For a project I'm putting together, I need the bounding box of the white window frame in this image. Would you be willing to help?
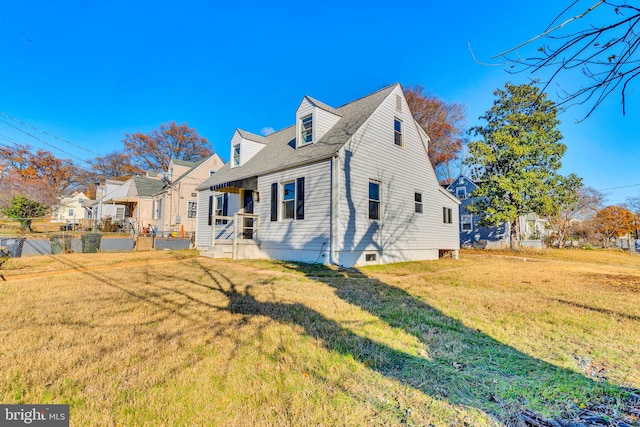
[153,199,162,220]
[116,207,125,221]
[300,115,313,145]
[456,186,467,199]
[443,207,452,224]
[369,180,381,220]
[281,180,296,219]
[233,144,241,167]
[393,118,403,147]
[414,192,423,214]
[461,214,473,231]
[68,209,74,217]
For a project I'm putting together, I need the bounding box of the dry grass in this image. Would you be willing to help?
[0,249,639,426]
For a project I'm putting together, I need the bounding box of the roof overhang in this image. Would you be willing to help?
[102,197,138,204]
[209,176,258,193]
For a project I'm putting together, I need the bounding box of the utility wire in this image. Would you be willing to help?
[0,111,103,157]
[597,183,640,191]
[0,118,93,165]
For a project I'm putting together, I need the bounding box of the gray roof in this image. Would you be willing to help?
[237,129,268,144]
[197,84,398,191]
[171,158,199,168]
[304,96,342,116]
[133,177,166,197]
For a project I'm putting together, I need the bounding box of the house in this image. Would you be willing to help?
[445,175,509,248]
[149,155,224,235]
[99,155,223,235]
[446,174,551,249]
[88,179,127,224]
[100,173,166,233]
[51,192,91,226]
[195,84,460,267]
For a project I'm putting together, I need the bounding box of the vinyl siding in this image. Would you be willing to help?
[335,85,459,266]
[256,160,332,263]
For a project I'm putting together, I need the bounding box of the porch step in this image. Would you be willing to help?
[200,243,233,259]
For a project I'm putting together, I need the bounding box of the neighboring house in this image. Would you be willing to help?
[195,84,460,267]
[88,179,127,223]
[446,174,550,249]
[52,192,91,224]
[446,175,509,248]
[150,155,224,235]
[101,173,165,233]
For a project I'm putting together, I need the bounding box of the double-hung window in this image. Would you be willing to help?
[300,115,313,144]
[456,187,467,199]
[414,192,423,213]
[233,144,241,167]
[461,215,472,231]
[282,181,296,219]
[187,201,197,219]
[271,178,305,221]
[394,118,403,147]
[443,207,452,224]
[369,180,381,220]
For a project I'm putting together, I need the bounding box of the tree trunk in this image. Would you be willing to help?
[510,217,520,250]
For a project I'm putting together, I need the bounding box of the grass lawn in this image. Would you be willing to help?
[0,249,639,426]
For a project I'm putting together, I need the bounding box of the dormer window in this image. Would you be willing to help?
[300,115,313,144]
[233,144,240,167]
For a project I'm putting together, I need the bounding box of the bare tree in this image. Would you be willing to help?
[495,1,640,118]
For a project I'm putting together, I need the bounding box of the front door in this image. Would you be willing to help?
[243,190,254,239]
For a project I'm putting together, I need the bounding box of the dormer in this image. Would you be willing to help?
[229,129,268,168]
[295,96,341,148]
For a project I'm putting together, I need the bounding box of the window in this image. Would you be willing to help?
[394,118,403,146]
[461,215,472,231]
[272,178,304,221]
[153,199,162,220]
[414,192,423,213]
[282,181,296,219]
[365,253,377,262]
[300,115,313,144]
[116,207,125,221]
[369,180,381,220]
[233,144,240,167]
[214,195,228,225]
[68,209,74,217]
[443,207,452,224]
[456,187,467,199]
[187,201,197,219]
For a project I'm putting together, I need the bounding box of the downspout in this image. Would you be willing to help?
[329,154,340,266]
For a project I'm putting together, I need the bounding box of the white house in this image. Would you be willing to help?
[52,192,91,224]
[195,84,460,267]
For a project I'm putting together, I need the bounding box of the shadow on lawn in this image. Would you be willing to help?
[189,259,634,425]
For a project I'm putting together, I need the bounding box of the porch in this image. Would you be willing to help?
[200,213,261,260]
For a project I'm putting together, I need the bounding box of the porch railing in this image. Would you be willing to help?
[211,213,259,260]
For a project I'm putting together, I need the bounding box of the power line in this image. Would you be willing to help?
[597,183,640,192]
[0,119,93,165]
[0,111,103,157]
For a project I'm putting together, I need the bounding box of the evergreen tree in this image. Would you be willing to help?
[467,83,582,248]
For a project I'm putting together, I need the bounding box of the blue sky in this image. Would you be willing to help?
[2,0,639,205]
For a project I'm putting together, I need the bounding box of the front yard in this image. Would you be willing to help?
[1,249,638,425]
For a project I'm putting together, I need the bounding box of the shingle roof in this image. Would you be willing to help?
[171,158,198,168]
[237,129,268,144]
[197,84,398,191]
[133,177,166,197]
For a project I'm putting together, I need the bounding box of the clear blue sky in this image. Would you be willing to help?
[2,0,639,205]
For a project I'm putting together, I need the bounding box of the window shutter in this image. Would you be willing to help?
[208,195,213,226]
[271,183,278,221]
[296,177,305,220]
[222,193,228,216]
